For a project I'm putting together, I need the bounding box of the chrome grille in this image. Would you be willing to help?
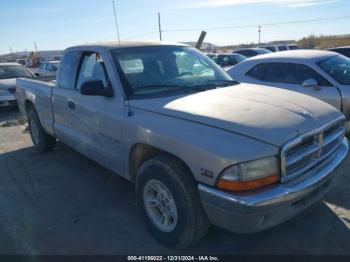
[281,117,346,183]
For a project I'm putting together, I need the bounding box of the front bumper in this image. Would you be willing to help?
[198,138,349,234]
[0,93,17,107]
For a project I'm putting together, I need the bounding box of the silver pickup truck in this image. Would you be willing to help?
[16,41,349,249]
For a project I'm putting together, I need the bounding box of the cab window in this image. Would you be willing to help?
[57,51,79,89]
[76,52,109,90]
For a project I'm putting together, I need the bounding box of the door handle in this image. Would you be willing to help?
[68,101,76,110]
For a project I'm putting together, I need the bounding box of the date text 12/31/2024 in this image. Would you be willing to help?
[127,256,220,261]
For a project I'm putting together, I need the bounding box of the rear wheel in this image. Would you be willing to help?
[136,155,210,249]
[28,108,56,153]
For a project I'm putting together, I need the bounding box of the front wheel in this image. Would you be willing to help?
[28,108,56,153]
[136,155,210,249]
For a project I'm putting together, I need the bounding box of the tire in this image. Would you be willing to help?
[136,155,210,249]
[28,108,56,153]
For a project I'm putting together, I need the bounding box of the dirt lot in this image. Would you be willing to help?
[0,107,350,255]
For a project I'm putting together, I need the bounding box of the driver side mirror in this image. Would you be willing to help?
[34,72,40,77]
[302,79,321,91]
[80,80,114,97]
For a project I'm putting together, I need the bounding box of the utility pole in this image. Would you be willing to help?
[34,41,39,57]
[112,0,121,46]
[258,25,261,45]
[158,12,162,41]
[196,31,207,50]
[10,47,14,58]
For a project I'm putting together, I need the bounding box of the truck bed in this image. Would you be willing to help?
[16,77,56,136]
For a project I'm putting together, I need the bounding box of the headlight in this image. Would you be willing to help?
[216,156,280,192]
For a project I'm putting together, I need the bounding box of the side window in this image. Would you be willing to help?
[76,52,108,90]
[246,63,268,81]
[339,49,350,57]
[265,46,275,52]
[225,56,235,66]
[292,64,332,86]
[57,51,79,89]
[260,63,332,86]
[238,51,248,56]
[216,55,224,65]
[240,50,255,57]
[47,64,53,71]
[278,46,287,51]
[217,55,232,66]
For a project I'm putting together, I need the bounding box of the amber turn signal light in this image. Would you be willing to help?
[216,174,280,192]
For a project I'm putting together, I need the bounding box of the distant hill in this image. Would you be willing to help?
[297,34,350,49]
[0,50,63,61]
[216,34,350,52]
[182,42,217,51]
[1,34,349,61]
[217,40,297,52]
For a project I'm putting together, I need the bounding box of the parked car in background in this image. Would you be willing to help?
[16,59,26,65]
[15,58,33,67]
[262,44,299,52]
[214,53,247,68]
[287,44,300,50]
[227,50,350,133]
[205,53,218,61]
[233,48,271,58]
[327,46,350,58]
[0,63,35,107]
[16,41,349,248]
[38,61,60,77]
[44,55,63,62]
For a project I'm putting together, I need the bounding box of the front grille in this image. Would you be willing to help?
[281,117,346,183]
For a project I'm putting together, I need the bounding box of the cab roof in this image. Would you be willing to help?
[69,41,189,50]
[327,46,350,50]
[0,63,22,66]
[248,50,338,62]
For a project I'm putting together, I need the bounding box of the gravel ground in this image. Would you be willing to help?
[0,107,350,255]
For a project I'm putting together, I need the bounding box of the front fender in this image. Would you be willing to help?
[122,109,279,186]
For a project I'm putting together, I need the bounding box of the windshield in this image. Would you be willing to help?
[317,55,350,85]
[52,63,59,71]
[232,54,247,63]
[0,65,33,79]
[257,49,272,54]
[111,46,234,97]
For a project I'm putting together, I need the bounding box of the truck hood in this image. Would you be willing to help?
[130,84,343,147]
[0,78,16,90]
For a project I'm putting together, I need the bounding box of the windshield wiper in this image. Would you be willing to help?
[186,80,238,90]
[206,80,239,86]
[133,80,238,95]
[133,84,188,91]
[133,84,212,95]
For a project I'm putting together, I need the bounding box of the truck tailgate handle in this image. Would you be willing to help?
[68,101,76,110]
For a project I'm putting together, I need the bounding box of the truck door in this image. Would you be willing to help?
[52,50,81,147]
[67,50,124,174]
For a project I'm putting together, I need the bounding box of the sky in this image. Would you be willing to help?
[0,0,350,55]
